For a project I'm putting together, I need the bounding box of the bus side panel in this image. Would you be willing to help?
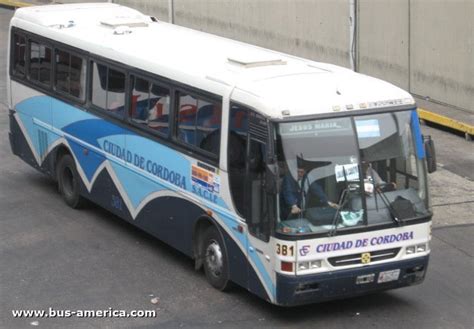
[9,94,273,303]
[72,160,261,295]
[87,168,135,221]
[134,196,203,257]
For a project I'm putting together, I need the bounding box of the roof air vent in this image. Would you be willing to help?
[100,17,148,28]
[228,54,286,68]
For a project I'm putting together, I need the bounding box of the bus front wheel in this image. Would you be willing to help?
[202,226,230,291]
[57,154,85,209]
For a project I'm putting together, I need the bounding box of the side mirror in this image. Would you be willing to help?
[423,135,437,173]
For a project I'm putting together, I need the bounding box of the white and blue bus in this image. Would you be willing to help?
[7,3,436,306]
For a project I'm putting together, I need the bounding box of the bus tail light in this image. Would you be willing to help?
[281,261,293,272]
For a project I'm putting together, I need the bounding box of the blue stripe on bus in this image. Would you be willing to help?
[62,118,130,148]
[67,137,106,181]
[16,95,52,124]
[109,160,165,208]
[411,110,425,159]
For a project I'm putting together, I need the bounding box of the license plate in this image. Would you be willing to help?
[378,269,400,283]
[356,273,375,285]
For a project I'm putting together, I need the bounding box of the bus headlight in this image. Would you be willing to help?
[298,262,309,271]
[297,260,322,272]
[406,243,428,255]
[417,244,427,252]
[406,246,416,254]
[310,260,322,269]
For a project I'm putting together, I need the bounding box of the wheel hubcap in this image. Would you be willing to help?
[205,240,223,277]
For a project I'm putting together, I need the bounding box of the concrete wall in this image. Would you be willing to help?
[357,0,409,90]
[117,0,169,21]
[172,0,350,67]
[410,0,473,111]
[115,0,473,112]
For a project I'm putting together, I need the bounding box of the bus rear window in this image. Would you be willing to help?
[12,33,26,77]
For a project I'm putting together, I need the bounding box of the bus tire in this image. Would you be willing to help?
[57,154,85,209]
[202,225,230,291]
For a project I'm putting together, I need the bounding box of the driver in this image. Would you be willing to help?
[280,165,338,219]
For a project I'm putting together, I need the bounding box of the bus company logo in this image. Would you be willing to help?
[191,165,220,193]
[361,252,371,264]
[299,245,311,256]
[191,165,220,204]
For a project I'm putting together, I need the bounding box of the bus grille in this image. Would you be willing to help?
[327,248,401,267]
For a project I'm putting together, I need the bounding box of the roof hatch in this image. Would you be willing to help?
[100,17,148,28]
[227,53,286,68]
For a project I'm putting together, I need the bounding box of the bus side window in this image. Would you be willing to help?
[131,77,151,123]
[55,49,86,100]
[107,68,125,113]
[91,62,126,118]
[92,62,108,110]
[130,76,170,136]
[70,54,86,99]
[12,33,26,78]
[29,40,52,86]
[177,92,221,156]
[148,83,170,135]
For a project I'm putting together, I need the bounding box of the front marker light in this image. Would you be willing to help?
[406,246,416,254]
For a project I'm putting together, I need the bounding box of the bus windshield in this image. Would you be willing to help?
[275,110,429,236]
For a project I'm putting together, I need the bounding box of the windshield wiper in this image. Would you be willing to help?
[374,186,403,226]
[328,188,346,236]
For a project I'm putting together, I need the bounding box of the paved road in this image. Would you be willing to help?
[0,7,473,329]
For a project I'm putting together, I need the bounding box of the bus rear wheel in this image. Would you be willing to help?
[202,226,230,291]
[57,154,85,209]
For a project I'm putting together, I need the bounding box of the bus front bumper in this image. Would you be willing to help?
[276,255,429,306]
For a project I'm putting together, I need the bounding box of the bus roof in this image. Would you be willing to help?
[11,3,415,119]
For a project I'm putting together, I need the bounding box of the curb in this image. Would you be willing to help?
[418,108,473,140]
[0,0,31,9]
